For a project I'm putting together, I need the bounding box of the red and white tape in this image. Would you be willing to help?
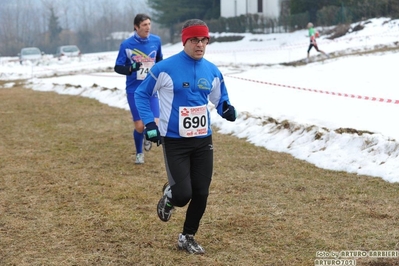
[226,75,399,104]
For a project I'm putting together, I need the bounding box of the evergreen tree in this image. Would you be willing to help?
[392,0,399,17]
[48,7,62,47]
[147,0,220,42]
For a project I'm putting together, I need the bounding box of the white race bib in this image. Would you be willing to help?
[137,61,154,80]
[178,105,208,137]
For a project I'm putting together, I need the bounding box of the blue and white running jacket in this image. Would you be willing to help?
[115,33,163,93]
[135,51,232,138]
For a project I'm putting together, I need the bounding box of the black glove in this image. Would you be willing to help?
[144,122,161,145]
[131,62,142,72]
[222,101,236,122]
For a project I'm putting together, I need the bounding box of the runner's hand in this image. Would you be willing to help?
[130,62,142,72]
[222,101,236,122]
[144,122,161,145]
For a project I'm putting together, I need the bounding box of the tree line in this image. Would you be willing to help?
[0,0,152,57]
[149,0,399,39]
[290,0,399,27]
[1,0,398,57]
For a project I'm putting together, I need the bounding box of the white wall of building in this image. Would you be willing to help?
[263,0,280,18]
[221,0,281,19]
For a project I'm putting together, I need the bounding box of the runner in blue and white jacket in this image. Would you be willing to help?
[135,19,236,255]
[114,14,163,164]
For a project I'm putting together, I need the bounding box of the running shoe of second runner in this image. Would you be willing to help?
[135,153,144,164]
[157,182,174,222]
[144,139,152,151]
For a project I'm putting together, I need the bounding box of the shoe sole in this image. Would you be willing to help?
[177,243,205,254]
[157,195,170,222]
[157,182,172,222]
[135,159,144,164]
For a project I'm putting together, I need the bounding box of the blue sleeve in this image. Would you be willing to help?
[115,42,128,66]
[114,42,132,75]
[212,72,231,116]
[135,67,159,125]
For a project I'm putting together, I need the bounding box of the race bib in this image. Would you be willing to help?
[178,105,208,137]
[137,61,154,80]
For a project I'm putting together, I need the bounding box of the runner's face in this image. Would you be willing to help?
[135,19,151,38]
[183,37,208,60]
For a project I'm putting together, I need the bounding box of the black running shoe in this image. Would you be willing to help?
[157,182,174,222]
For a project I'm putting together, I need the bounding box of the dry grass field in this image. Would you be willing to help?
[1,81,398,265]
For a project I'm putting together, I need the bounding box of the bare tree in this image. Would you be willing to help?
[92,0,121,51]
[0,0,43,55]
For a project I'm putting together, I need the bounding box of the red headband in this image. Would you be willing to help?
[181,25,210,45]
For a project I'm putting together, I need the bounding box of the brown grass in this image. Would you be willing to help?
[1,82,399,266]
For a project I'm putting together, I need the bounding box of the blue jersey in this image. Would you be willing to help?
[115,33,163,93]
[135,51,232,139]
